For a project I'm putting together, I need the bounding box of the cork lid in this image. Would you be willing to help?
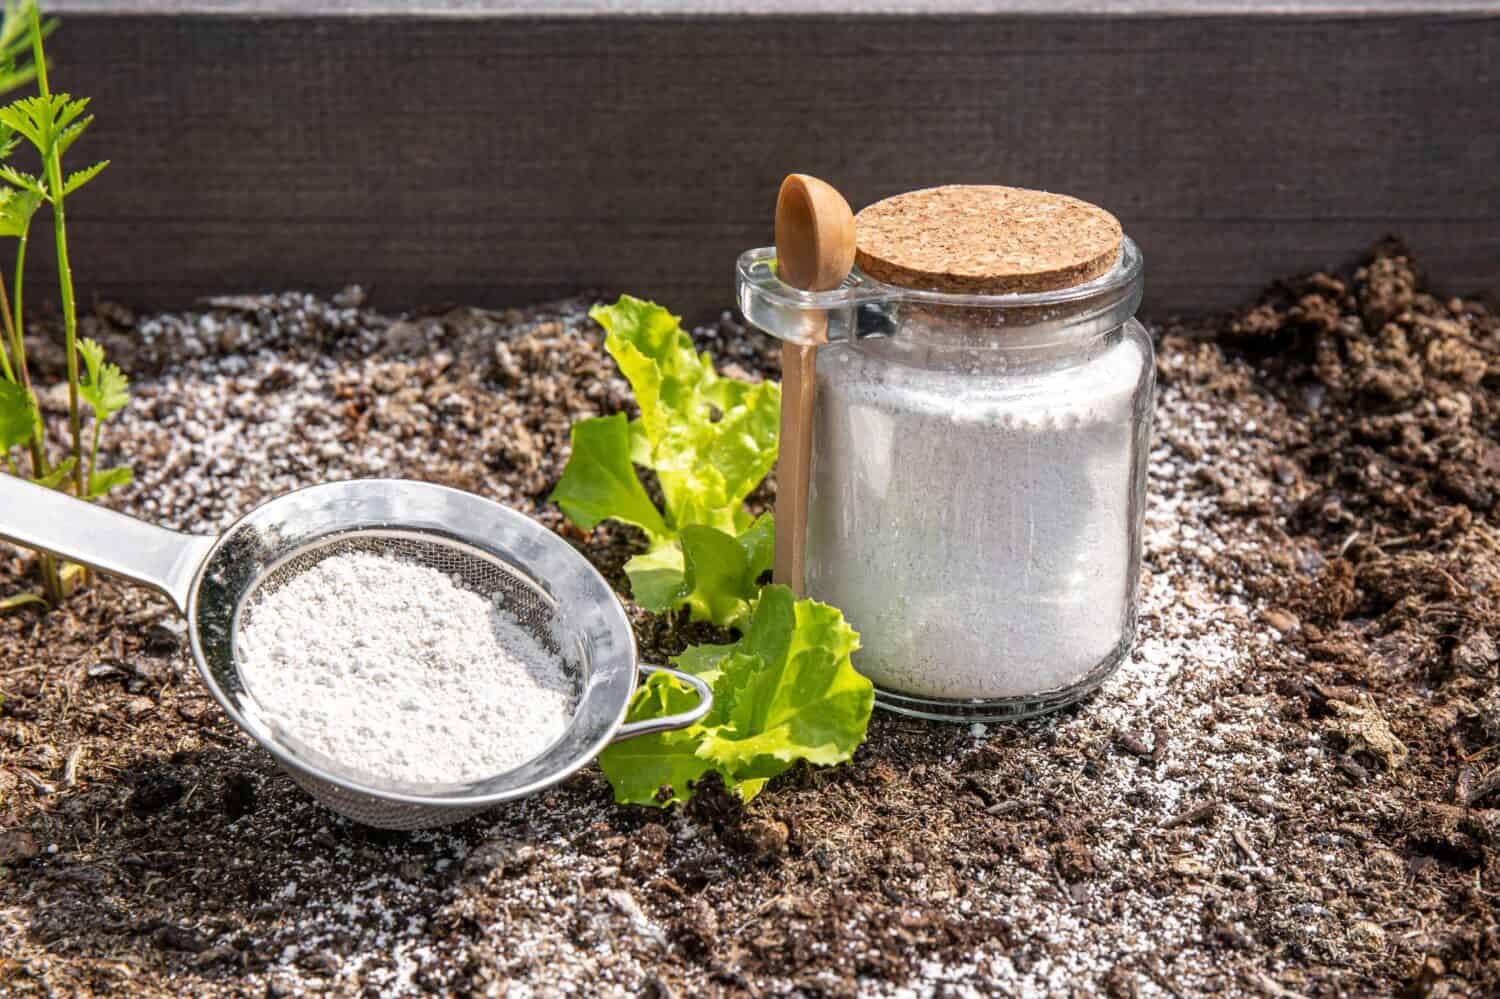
[854,185,1122,295]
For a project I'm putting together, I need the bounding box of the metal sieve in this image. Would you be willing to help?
[0,475,711,829]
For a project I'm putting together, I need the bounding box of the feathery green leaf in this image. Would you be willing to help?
[0,2,44,98]
[0,97,42,149]
[0,377,36,451]
[62,158,105,196]
[0,162,43,195]
[0,184,41,237]
[52,93,86,132]
[53,114,88,157]
[77,338,129,421]
[32,456,75,491]
[87,464,131,499]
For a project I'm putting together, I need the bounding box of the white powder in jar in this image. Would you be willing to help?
[806,327,1152,702]
[236,551,574,784]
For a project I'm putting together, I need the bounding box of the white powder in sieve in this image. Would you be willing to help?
[236,551,574,784]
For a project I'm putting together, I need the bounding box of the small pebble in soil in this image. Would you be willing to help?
[0,830,40,864]
[222,773,258,820]
[128,771,185,817]
[154,924,206,953]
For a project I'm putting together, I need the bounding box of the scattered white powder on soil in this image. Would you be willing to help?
[0,299,1348,997]
[236,551,574,784]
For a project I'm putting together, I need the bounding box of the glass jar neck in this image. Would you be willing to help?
[851,309,1128,373]
[736,236,1145,359]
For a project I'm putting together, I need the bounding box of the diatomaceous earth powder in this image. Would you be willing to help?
[807,331,1151,702]
[236,551,574,784]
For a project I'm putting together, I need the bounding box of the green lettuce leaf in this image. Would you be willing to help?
[556,294,871,807]
[550,413,668,541]
[695,587,870,779]
[678,516,774,627]
[597,670,716,808]
[599,585,872,807]
[594,295,716,460]
[622,539,688,613]
[592,295,780,535]
[550,296,779,627]
[623,514,774,629]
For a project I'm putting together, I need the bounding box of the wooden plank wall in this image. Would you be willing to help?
[25,6,1500,318]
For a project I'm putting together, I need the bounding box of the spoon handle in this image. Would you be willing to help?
[775,337,820,597]
[769,173,855,599]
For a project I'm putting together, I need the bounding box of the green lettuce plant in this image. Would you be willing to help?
[0,2,125,608]
[552,295,873,806]
[551,295,779,629]
[599,584,872,805]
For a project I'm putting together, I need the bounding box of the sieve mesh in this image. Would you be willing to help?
[245,531,563,657]
[184,480,645,832]
[232,529,587,829]
[285,769,493,831]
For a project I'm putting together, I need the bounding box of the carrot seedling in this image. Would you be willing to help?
[0,2,126,609]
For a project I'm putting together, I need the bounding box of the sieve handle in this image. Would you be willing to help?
[0,472,216,615]
[612,665,713,743]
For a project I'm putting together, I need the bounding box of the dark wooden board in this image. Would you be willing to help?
[22,7,1500,318]
[46,2,1500,14]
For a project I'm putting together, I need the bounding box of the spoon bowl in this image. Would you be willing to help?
[776,174,857,292]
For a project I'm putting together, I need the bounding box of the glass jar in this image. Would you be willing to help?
[737,236,1152,722]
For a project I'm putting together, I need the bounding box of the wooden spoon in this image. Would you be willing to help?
[773,174,856,597]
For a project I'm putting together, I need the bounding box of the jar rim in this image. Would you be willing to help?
[738,237,1139,310]
[736,237,1144,348]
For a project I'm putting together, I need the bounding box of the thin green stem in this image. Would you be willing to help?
[26,6,83,599]
[47,211,77,500]
[4,235,33,396]
[0,205,60,604]
[2,234,49,481]
[0,258,14,383]
[30,5,80,502]
[86,415,98,494]
[0,256,61,603]
[10,230,25,371]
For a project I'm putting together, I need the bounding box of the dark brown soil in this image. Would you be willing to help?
[1,245,1497,996]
